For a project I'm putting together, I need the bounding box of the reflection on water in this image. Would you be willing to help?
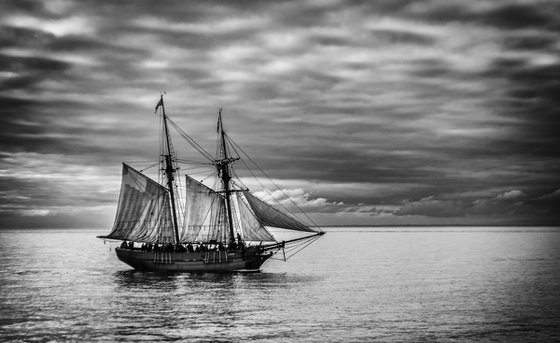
[108,269,323,342]
[112,269,320,290]
[1,227,559,342]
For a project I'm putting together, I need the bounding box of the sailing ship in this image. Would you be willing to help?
[98,95,324,272]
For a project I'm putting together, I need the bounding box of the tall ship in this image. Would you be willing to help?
[99,95,324,272]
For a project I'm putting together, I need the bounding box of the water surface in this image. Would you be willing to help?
[1,227,559,342]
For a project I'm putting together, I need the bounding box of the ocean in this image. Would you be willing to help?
[1,227,559,342]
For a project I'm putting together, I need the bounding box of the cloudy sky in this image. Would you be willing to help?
[1,0,559,229]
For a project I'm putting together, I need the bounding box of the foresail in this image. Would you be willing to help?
[102,164,175,243]
[181,175,229,243]
[234,193,276,242]
[242,191,316,232]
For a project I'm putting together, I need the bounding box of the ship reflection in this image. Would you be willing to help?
[112,269,321,291]
[108,270,321,341]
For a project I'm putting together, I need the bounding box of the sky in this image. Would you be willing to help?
[1,0,559,229]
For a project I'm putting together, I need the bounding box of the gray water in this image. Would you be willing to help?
[1,227,559,342]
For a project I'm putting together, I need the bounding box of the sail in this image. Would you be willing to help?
[234,192,276,242]
[181,175,277,243]
[181,175,230,243]
[242,191,316,232]
[102,164,175,243]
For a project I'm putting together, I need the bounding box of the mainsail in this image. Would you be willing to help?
[100,164,175,243]
[180,175,228,243]
[181,175,276,243]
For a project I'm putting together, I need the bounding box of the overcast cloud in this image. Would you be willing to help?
[1,0,559,228]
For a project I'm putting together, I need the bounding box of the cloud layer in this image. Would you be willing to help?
[1,0,559,227]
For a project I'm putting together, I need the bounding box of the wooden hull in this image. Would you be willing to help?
[115,247,275,272]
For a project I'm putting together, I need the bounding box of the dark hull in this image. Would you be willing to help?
[115,247,275,272]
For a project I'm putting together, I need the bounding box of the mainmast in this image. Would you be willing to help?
[159,95,181,245]
[216,109,237,246]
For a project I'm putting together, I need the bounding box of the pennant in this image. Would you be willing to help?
[155,98,163,113]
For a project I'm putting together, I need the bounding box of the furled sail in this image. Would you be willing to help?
[242,191,316,232]
[181,175,229,243]
[101,164,175,243]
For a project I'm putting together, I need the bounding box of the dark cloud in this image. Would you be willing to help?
[0,0,46,17]
[394,189,559,225]
[482,57,560,160]
[372,29,435,45]
[0,54,69,75]
[501,33,558,51]
[46,35,142,56]
[396,197,467,218]
[404,1,560,31]
[0,25,55,48]
[408,58,460,79]
[0,75,38,90]
[481,3,560,30]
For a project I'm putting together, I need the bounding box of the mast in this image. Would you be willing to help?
[217,109,237,246]
[159,95,181,245]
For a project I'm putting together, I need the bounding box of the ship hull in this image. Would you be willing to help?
[115,247,275,272]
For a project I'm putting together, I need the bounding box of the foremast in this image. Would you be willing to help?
[215,109,239,246]
[158,95,181,245]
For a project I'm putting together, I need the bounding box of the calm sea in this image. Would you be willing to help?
[1,227,559,342]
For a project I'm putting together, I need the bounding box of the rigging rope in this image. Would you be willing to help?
[283,235,322,259]
[166,116,214,161]
[139,161,160,173]
[225,134,321,231]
